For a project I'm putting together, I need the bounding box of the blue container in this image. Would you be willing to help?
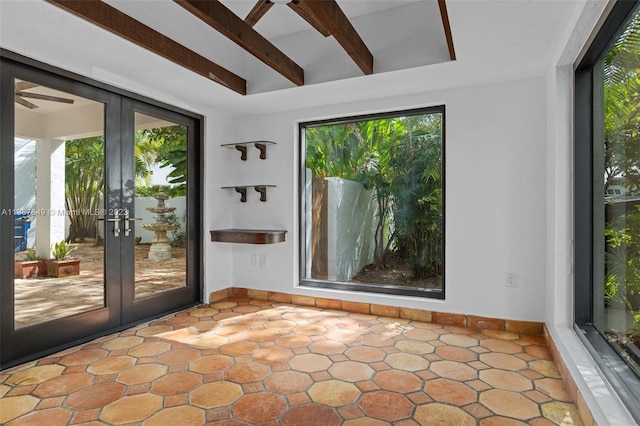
[14,214,31,252]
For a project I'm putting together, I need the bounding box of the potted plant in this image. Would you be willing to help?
[14,248,46,278]
[47,241,80,278]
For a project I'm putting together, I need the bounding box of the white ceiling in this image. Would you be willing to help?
[0,1,582,116]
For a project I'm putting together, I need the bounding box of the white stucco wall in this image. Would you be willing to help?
[215,76,548,323]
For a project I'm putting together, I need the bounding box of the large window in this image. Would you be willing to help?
[575,1,640,420]
[299,107,445,298]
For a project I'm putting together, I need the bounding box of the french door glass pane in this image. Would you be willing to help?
[133,112,187,298]
[13,79,105,329]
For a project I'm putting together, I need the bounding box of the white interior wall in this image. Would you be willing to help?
[206,76,548,322]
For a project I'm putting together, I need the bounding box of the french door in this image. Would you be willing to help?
[0,57,201,368]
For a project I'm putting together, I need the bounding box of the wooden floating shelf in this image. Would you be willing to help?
[210,229,287,244]
[222,185,275,202]
[221,141,275,160]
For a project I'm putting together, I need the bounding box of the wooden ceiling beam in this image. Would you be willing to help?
[46,0,246,95]
[297,0,373,75]
[245,0,273,27]
[288,2,332,37]
[175,0,304,87]
[438,0,456,61]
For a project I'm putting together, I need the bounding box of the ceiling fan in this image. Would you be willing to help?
[15,81,75,110]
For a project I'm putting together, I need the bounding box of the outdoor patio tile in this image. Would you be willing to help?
[264,371,312,394]
[530,360,563,379]
[395,339,435,354]
[535,378,572,401]
[480,416,529,425]
[308,340,346,355]
[479,352,528,370]
[440,333,478,348]
[480,338,523,354]
[541,401,584,426]
[127,341,171,358]
[5,365,64,386]
[116,364,167,385]
[100,336,144,350]
[343,418,389,426]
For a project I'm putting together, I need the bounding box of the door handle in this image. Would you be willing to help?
[123,212,142,237]
[106,210,121,237]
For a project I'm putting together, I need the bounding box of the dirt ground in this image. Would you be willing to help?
[352,254,441,289]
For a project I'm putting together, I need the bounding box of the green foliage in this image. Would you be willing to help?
[25,249,39,261]
[603,9,640,338]
[50,240,76,260]
[65,137,104,242]
[137,125,187,196]
[306,113,443,281]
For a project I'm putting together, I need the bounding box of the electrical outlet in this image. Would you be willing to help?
[250,254,257,267]
[259,255,267,268]
[505,272,518,288]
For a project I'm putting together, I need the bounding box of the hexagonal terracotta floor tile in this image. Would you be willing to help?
[329,361,374,381]
[345,346,386,362]
[143,405,205,426]
[294,324,327,335]
[101,336,144,351]
[424,378,477,405]
[440,334,478,348]
[403,328,439,341]
[9,407,73,425]
[429,360,477,381]
[308,380,360,407]
[100,394,162,424]
[59,348,107,366]
[480,338,523,354]
[435,345,478,362]
[264,319,297,330]
[64,382,125,410]
[116,364,167,385]
[189,355,233,374]
[275,335,312,348]
[385,353,429,372]
[414,403,475,425]
[479,353,527,371]
[529,360,562,378]
[190,382,243,408]
[225,362,271,383]
[374,370,422,393]
[150,371,201,395]
[4,365,64,386]
[219,341,259,356]
[253,347,294,363]
[87,355,135,375]
[309,340,347,355]
[480,389,540,420]
[289,353,332,372]
[479,369,533,392]
[156,347,200,365]
[359,391,413,422]
[33,372,93,398]
[264,371,313,394]
[127,341,172,358]
[232,392,287,423]
[535,378,571,401]
[541,401,584,425]
[281,404,341,426]
[0,395,39,424]
[395,339,435,354]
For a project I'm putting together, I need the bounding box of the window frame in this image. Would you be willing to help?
[574,1,640,420]
[298,106,446,300]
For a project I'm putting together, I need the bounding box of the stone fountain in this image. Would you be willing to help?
[142,192,178,261]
